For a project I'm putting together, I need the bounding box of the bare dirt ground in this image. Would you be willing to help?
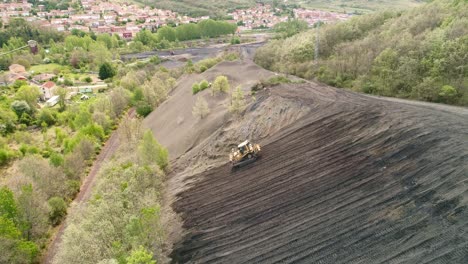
[43,109,136,264]
[158,62,468,263]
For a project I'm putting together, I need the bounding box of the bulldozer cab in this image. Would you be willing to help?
[238,140,250,154]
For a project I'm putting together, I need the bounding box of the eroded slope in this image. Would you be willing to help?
[171,83,468,263]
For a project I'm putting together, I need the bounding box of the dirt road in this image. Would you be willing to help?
[43,109,135,264]
[170,83,468,263]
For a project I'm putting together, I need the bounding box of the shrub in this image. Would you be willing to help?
[99,62,116,80]
[195,57,221,73]
[438,85,458,104]
[63,79,74,86]
[231,36,241,45]
[50,152,64,167]
[265,76,292,86]
[192,83,200,94]
[48,197,67,226]
[11,100,31,117]
[150,55,161,64]
[16,241,39,263]
[223,52,240,61]
[83,76,93,83]
[66,180,80,198]
[0,148,12,165]
[192,96,210,119]
[199,80,209,91]
[19,113,32,125]
[136,102,153,117]
[132,88,144,104]
[37,108,57,127]
[80,124,105,142]
[138,130,169,171]
[229,86,246,115]
[126,246,156,264]
[199,65,208,72]
[212,75,230,95]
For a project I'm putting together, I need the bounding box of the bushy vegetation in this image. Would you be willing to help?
[186,52,239,74]
[0,59,184,264]
[53,128,167,264]
[255,0,468,106]
[126,67,177,117]
[274,19,309,39]
[192,80,210,94]
[133,19,237,50]
[212,76,230,95]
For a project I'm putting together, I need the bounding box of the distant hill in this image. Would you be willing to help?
[136,0,425,17]
[255,0,468,106]
[299,0,426,13]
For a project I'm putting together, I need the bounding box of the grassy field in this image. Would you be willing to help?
[137,0,425,16]
[30,63,64,74]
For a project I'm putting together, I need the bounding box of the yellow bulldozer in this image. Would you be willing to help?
[229,140,261,169]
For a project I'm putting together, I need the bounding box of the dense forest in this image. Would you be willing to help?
[255,0,468,105]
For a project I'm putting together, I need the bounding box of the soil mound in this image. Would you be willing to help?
[143,60,275,159]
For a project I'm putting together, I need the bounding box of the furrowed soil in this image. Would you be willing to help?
[158,62,468,263]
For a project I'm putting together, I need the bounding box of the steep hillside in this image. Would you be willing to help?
[170,79,468,263]
[255,0,468,106]
[144,59,468,263]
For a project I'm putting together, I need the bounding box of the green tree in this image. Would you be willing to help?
[16,85,41,110]
[0,108,17,135]
[438,85,458,104]
[55,86,68,111]
[16,184,48,241]
[192,83,200,94]
[212,76,230,95]
[138,130,168,171]
[90,42,112,68]
[99,62,116,80]
[0,187,18,220]
[0,216,20,239]
[126,246,156,264]
[37,108,57,127]
[199,80,209,91]
[229,86,246,115]
[11,100,31,117]
[136,102,153,117]
[48,197,67,226]
[97,33,113,49]
[135,29,157,47]
[274,19,308,39]
[157,26,176,42]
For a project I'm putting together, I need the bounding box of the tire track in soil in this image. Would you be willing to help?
[43,108,136,264]
[170,84,468,264]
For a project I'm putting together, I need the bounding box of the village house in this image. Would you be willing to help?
[41,81,57,100]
